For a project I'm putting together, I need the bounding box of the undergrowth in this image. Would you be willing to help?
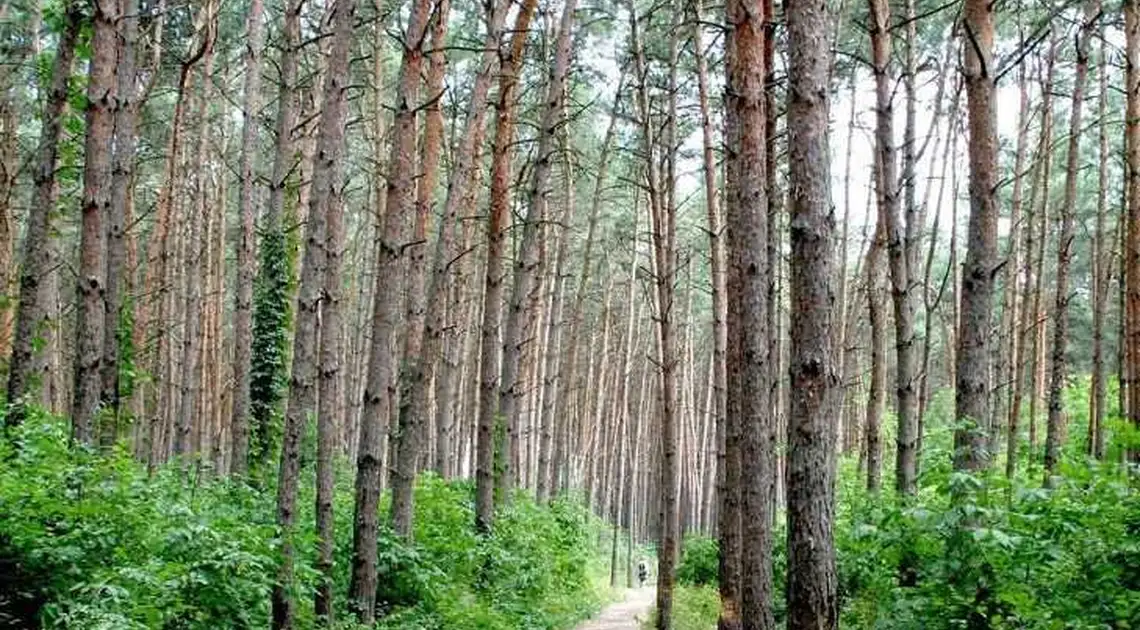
[0,409,610,629]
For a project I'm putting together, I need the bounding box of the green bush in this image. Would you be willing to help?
[0,411,608,629]
[676,536,719,587]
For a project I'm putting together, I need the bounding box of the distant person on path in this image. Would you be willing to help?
[637,559,648,587]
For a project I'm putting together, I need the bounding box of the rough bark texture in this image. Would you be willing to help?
[1124,0,1140,462]
[230,0,266,477]
[474,0,537,533]
[349,0,433,617]
[785,0,838,625]
[272,0,354,624]
[390,0,452,539]
[1044,0,1097,482]
[72,0,119,444]
[724,0,774,623]
[954,0,998,473]
[495,0,574,499]
[6,4,80,426]
[868,0,919,496]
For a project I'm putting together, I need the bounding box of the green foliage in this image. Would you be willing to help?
[0,412,608,630]
[370,478,607,630]
[249,222,295,476]
[0,411,278,629]
[676,535,719,587]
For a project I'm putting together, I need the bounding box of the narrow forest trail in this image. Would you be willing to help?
[576,588,656,630]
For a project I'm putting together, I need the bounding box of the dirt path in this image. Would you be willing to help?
[575,588,656,630]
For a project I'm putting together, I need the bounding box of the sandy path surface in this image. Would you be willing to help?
[574,588,656,630]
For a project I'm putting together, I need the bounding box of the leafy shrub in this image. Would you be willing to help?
[0,411,608,629]
[677,536,719,587]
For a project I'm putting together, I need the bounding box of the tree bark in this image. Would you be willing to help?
[5,3,80,427]
[785,0,838,625]
[272,0,355,624]
[1044,0,1098,482]
[723,0,775,622]
[348,0,433,616]
[230,0,266,477]
[71,0,120,444]
[954,0,998,473]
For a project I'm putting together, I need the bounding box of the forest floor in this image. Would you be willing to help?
[575,587,655,630]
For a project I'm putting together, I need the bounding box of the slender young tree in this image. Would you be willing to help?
[1044,0,1098,482]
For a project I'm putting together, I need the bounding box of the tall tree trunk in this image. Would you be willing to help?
[230,0,266,477]
[348,0,433,616]
[176,25,215,457]
[723,0,775,622]
[390,0,452,538]
[999,42,1030,477]
[474,0,537,533]
[1124,0,1140,459]
[1012,42,1054,477]
[1044,1,1097,482]
[98,0,142,444]
[71,0,120,444]
[1090,20,1110,460]
[692,0,736,621]
[5,3,80,427]
[868,0,919,496]
[495,0,575,500]
[865,222,886,493]
[271,0,354,624]
[785,0,838,625]
[954,0,998,473]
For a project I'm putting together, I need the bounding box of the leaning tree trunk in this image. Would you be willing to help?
[1044,0,1097,483]
[271,0,354,625]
